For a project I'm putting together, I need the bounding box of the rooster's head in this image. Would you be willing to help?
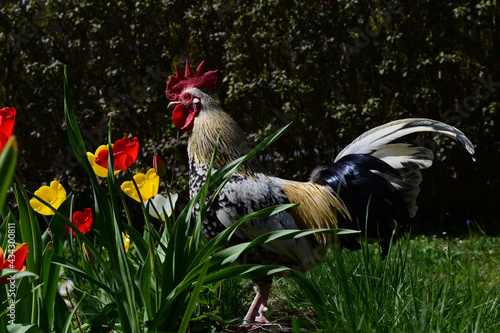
[166,60,218,131]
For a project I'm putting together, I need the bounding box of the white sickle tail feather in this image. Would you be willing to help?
[335,118,476,162]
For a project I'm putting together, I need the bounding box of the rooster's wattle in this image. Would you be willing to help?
[166,60,476,324]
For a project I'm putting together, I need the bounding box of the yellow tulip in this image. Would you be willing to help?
[30,181,66,215]
[121,168,159,202]
[122,232,131,253]
[87,144,119,177]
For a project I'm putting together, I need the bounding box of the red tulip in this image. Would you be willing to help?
[0,243,28,283]
[67,208,93,236]
[0,107,16,152]
[94,137,139,171]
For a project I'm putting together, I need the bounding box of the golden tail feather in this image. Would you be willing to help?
[281,181,351,244]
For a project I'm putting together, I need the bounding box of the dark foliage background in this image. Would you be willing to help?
[1,0,498,233]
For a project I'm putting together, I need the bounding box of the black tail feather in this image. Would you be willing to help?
[313,154,408,255]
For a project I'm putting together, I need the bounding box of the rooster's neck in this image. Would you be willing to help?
[188,104,257,176]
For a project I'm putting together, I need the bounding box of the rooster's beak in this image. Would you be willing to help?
[168,101,181,109]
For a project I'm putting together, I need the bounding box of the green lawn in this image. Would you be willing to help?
[207,231,500,332]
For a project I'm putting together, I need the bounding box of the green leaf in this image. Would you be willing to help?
[6,324,41,333]
[138,252,154,320]
[0,270,38,280]
[203,264,290,284]
[209,123,292,187]
[64,68,140,332]
[178,260,210,333]
[63,66,96,181]
[13,182,42,324]
[214,228,359,266]
[62,292,86,333]
[0,138,17,213]
[51,255,113,295]
[104,118,140,333]
[39,196,71,332]
[14,183,42,276]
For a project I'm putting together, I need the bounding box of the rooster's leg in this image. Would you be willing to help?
[243,277,272,324]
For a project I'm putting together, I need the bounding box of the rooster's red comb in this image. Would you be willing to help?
[166,60,218,101]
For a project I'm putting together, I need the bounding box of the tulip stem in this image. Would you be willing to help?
[12,172,22,191]
[118,188,134,228]
[125,169,159,277]
[66,289,84,333]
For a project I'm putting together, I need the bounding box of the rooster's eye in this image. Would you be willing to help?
[183,94,191,101]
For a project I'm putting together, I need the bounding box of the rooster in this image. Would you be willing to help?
[166,60,475,324]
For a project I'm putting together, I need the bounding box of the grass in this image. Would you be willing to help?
[184,229,500,332]
[251,230,500,333]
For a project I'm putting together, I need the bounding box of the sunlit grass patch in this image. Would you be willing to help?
[272,232,500,332]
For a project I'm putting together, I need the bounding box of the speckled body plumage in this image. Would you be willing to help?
[186,96,332,272]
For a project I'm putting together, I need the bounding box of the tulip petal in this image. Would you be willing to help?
[88,152,109,177]
[121,180,140,202]
[122,232,131,253]
[88,145,119,177]
[95,149,110,169]
[115,137,139,170]
[51,180,67,202]
[147,193,178,221]
[0,243,29,283]
[94,138,139,171]
[121,168,159,202]
[29,197,54,215]
[67,208,93,236]
[0,107,16,151]
[5,243,29,271]
[144,169,160,199]
[30,181,66,215]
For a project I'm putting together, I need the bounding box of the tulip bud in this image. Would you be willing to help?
[122,232,131,253]
[153,153,167,177]
[82,243,96,266]
[47,228,55,249]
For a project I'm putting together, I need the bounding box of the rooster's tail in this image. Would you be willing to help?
[311,118,475,256]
